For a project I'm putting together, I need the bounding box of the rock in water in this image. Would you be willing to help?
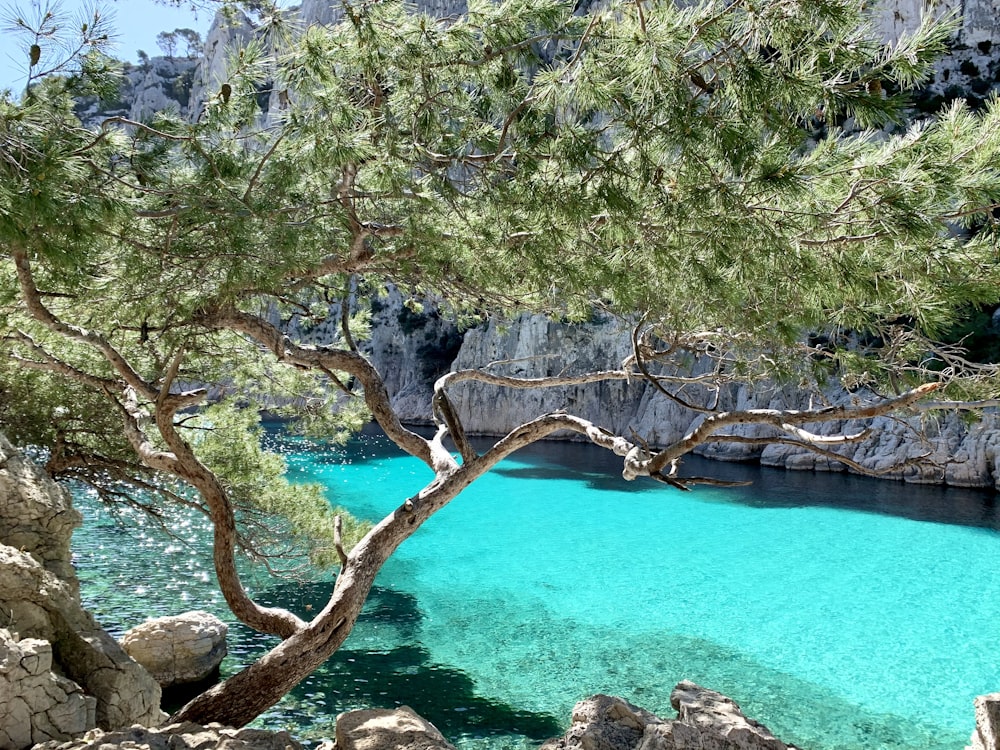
[121,611,228,687]
[334,706,456,750]
[968,693,1000,750]
[542,683,798,750]
[667,680,793,749]
[541,694,664,750]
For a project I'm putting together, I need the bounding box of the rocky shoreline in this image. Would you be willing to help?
[353,292,1000,490]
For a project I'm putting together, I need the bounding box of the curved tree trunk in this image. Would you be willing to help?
[170,464,480,727]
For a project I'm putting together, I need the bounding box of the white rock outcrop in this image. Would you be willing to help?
[446,312,1000,488]
[0,433,165,749]
[187,11,255,117]
[32,722,304,750]
[0,630,95,749]
[121,611,228,687]
[969,693,1000,750]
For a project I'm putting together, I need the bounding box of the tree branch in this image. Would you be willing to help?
[12,247,159,401]
[643,382,941,477]
[196,306,452,473]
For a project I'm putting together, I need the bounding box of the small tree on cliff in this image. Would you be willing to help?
[3,0,1000,728]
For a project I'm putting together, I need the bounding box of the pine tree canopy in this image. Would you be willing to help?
[0,0,997,511]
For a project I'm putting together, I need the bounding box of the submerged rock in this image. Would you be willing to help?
[121,611,228,688]
[542,684,797,750]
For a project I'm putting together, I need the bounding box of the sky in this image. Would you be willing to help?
[0,1,214,93]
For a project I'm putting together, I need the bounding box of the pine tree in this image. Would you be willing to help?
[3,0,1000,726]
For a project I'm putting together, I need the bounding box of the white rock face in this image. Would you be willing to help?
[187,10,255,117]
[121,611,228,687]
[0,433,165,749]
[277,286,463,423]
[31,722,305,750]
[0,436,81,588]
[298,0,468,26]
[128,58,200,122]
[447,313,1000,488]
[0,630,96,749]
[968,693,1000,750]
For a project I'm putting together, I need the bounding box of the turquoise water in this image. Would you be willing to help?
[74,428,1000,750]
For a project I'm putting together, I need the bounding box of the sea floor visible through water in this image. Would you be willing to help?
[73,426,1000,750]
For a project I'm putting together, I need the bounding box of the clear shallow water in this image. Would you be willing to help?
[73,427,1000,750]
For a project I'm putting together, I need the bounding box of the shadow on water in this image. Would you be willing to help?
[229,581,561,742]
[303,644,562,740]
[254,581,424,641]
[681,453,1000,530]
[482,431,1000,531]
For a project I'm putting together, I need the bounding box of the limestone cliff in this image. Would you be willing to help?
[75,57,199,128]
[0,434,165,750]
[446,312,1000,489]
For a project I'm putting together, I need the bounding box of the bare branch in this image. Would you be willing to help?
[117,387,182,473]
[333,515,348,568]
[629,323,715,413]
[438,365,632,392]
[432,388,477,464]
[643,382,941,477]
[776,424,870,443]
[196,306,450,472]
[340,276,358,353]
[12,247,159,401]
[6,332,118,391]
[243,132,286,204]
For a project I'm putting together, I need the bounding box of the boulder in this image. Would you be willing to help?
[968,693,1000,750]
[541,695,663,750]
[542,683,797,750]
[31,722,304,750]
[0,433,165,749]
[334,706,456,750]
[121,611,228,687]
[0,629,95,749]
[667,681,793,750]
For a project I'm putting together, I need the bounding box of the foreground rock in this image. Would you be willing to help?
[332,684,794,750]
[542,684,796,750]
[0,433,164,749]
[32,723,304,750]
[969,693,1000,750]
[0,630,94,749]
[121,611,228,687]
[26,683,1000,750]
[335,705,455,750]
